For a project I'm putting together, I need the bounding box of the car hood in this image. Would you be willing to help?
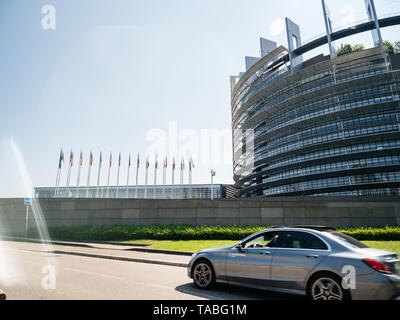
[197,246,233,254]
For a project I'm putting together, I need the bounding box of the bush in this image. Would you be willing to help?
[339,226,400,241]
[28,225,400,242]
[336,43,365,56]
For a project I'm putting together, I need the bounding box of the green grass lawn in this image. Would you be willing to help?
[127,240,239,252]
[128,240,400,254]
[362,241,400,254]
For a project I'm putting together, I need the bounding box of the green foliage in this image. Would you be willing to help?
[29,225,400,242]
[395,41,400,54]
[336,43,365,56]
[339,226,400,241]
[383,40,398,54]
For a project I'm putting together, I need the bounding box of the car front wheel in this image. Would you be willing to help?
[192,260,215,289]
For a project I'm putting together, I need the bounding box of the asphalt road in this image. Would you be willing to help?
[0,241,301,300]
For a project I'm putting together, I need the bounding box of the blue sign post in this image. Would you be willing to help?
[24,198,32,238]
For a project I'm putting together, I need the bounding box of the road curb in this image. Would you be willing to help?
[127,248,193,256]
[2,236,194,256]
[51,250,189,268]
[1,237,150,248]
[0,289,6,300]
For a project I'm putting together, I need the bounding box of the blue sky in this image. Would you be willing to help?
[1,0,399,197]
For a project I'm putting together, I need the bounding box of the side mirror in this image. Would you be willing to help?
[235,243,244,252]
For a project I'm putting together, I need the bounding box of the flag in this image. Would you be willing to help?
[89,151,93,166]
[172,157,176,170]
[189,157,195,171]
[128,154,131,167]
[155,155,158,169]
[69,151,74,167]
[164,156,168,169]
[58,149,64,169]
[118,153,121,167]
[146,156,149,169]
[181,159,185,170]
[79,151,83,166]
[109,153,112,167]
[137,154,140,168]
[99,151,102,168]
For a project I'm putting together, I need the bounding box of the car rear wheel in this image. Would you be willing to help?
[308,273,350,301]
[192,260,215,289]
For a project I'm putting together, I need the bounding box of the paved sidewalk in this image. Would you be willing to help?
[2,240,191,268]
[2,236,193,256]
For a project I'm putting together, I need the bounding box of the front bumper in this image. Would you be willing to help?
[187,258,194,278]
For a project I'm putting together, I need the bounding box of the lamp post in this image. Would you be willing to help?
[210,170,216,200]
[24,198,32,238]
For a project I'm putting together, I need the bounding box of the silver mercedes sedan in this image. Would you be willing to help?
[187,226,400,300]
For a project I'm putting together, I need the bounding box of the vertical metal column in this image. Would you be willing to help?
[321,0,335,58]
[364,0,383,46]
[285,18,303,72]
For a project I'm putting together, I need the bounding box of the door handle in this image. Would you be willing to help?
[259,252,271,255]
[307,254,319,259]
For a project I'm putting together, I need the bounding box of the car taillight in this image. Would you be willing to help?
[363,258,392,275]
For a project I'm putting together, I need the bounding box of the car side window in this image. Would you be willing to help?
[273,231,328,250]
[243,232,278,249]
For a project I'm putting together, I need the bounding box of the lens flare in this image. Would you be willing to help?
[9,138,57,268]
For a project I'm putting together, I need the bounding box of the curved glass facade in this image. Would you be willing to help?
[232,46,400,197]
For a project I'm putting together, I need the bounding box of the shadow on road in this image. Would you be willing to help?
[175,282,305,301]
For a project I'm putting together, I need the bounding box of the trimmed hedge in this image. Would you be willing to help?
[28,225,400,242]
[340,227,400,241]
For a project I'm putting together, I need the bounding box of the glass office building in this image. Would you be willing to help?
[231,10,400,197]
[34,184,224,200]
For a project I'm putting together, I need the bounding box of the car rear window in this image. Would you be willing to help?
[328,231,369,249]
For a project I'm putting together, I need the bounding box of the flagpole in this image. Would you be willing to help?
[144,156,149,199]
[126,153,131,199]
[55,168,60,197]
[106,152,112,199]
[171,157,175,199]
[116,153,121,198]
[96,151,102,198]
[86,151,93,198]
[189,157,193,199]
[55,149,64,197]
[76,150,82,198]
[66,156,71,193]
[154,155,158,199]
[66,150,73,196]
[180,159,184,199]
[135,154,139,199]
[162,156,167,199]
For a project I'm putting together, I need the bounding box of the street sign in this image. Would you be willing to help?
[24,198,32,205]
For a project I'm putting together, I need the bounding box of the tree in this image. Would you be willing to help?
[383,40,397,54]
[395,41,400,54]
[336,43,365,56]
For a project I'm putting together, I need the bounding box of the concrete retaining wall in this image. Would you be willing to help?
[0,197,399,236]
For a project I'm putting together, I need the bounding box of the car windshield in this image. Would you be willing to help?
[328,231,369,249]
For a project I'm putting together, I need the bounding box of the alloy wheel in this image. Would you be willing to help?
[311,277,344,301]
[193,263,213,288]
